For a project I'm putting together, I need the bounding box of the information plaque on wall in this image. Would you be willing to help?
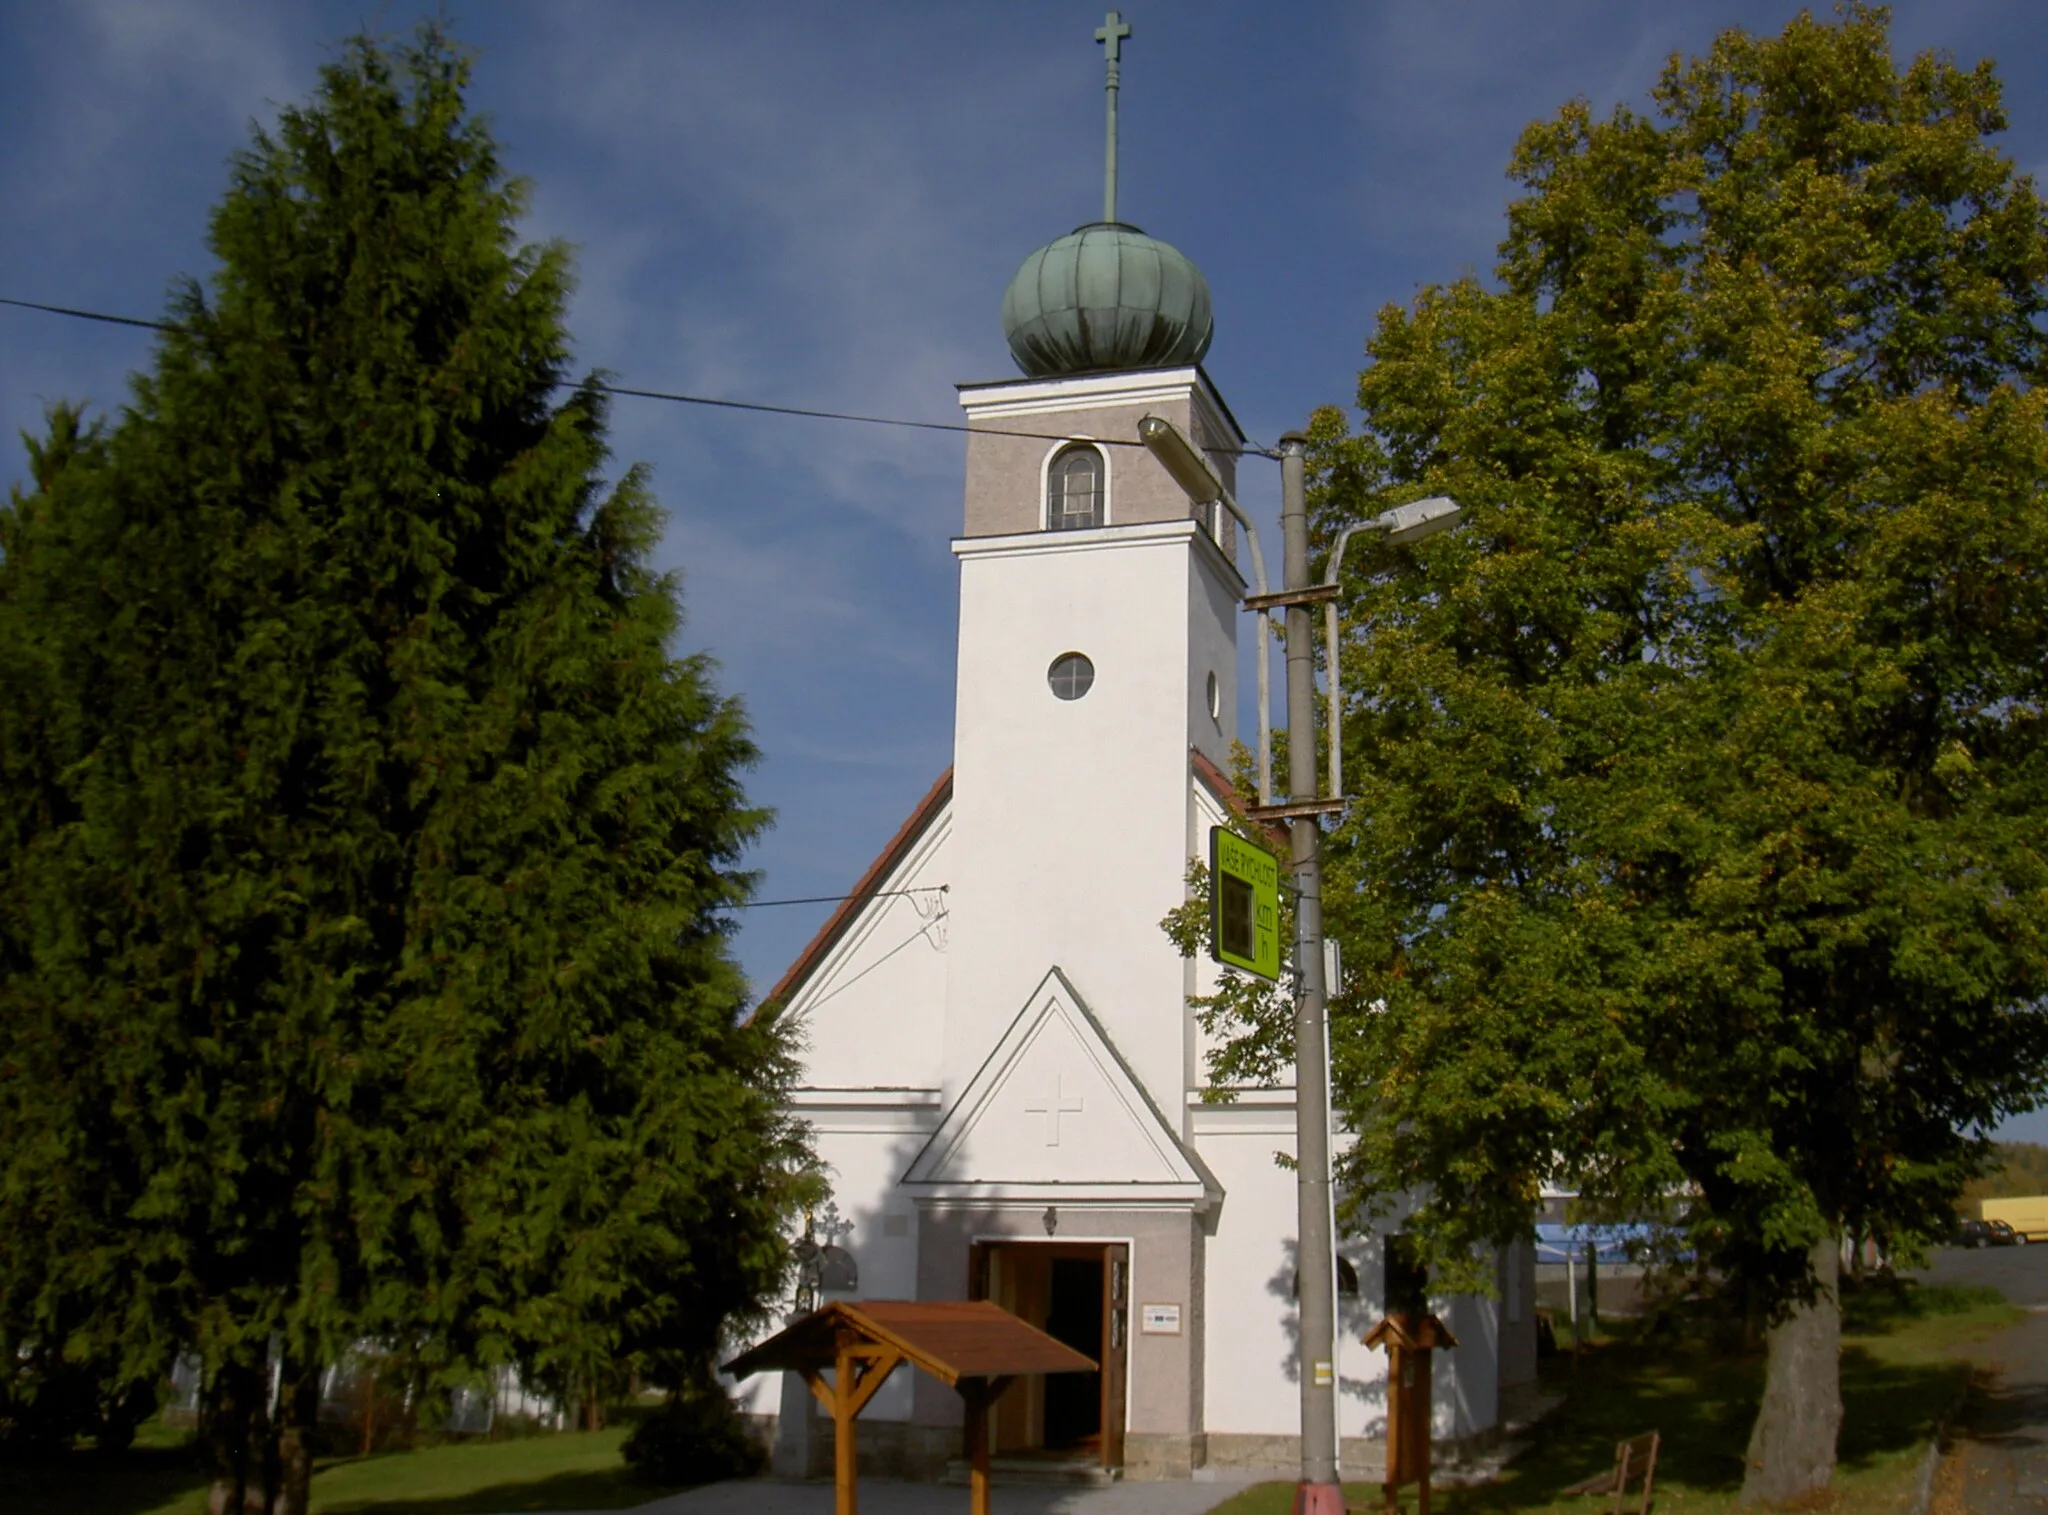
[1141,1303,1182,1335]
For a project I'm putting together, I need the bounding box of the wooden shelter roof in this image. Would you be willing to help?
[723,1300,1095,1386]
[1364,1312,1459,1352]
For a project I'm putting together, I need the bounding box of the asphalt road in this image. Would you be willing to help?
[1915,1240,2048,1309]
[1912,1241,2048,1511]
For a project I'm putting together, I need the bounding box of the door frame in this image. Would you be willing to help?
[969,1237,1130,1470]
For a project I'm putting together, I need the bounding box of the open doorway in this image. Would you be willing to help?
[969,1240,1127,1469]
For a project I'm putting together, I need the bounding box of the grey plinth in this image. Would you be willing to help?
[1001,222,1213,378]
[771,1365,825,1478]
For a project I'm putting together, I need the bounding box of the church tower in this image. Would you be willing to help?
[938,13,1245,1128]
[746,13,1528,1483]
[894,11,1250,1477]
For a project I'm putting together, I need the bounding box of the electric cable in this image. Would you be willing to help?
[797,906,950,1013]
[0,296,1279,457]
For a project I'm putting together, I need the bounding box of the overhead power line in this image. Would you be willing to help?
[0,295,1277,457]
[0,296,169,334]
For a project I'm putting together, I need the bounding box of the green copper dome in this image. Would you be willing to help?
[1001,221,1214,378]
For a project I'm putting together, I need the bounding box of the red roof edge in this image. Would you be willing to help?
[1190,746,1287,850]
[751,767,955,1017]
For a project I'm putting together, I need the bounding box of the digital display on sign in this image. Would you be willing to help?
[1210,826,1280,981]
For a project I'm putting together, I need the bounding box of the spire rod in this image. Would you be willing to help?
[1095,10,1131,224]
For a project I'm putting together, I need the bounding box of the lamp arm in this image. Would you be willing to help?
[1210,486,1274,809]
[1321,521,1373,590]
[1214,487,1268,600]
[1319,521,1386,804]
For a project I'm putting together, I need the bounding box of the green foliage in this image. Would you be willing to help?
[618,1372,765,1488]
[0,21,806,1501]
[1205,1279,2018,1515]
[1307,1,2048,1310]
[1960,1140,2048,1204]
[0,1349,155,1456]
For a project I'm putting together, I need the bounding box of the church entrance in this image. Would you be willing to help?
[969,1240,1128,1469]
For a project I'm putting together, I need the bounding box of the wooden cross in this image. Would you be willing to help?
[1024,1076,1084,1146]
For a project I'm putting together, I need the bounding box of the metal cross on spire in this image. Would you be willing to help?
[1095,10,1132,224]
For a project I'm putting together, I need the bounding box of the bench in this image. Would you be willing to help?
[1561,1430,1659,1514]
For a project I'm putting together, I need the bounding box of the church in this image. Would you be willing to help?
[731,15,1537,1484]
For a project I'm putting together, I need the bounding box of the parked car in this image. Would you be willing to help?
[1980,1196,2048,1243]
[1952,1218,1993,1248]
[1987,1219,2027,1247]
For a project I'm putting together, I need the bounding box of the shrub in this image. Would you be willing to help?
[620,1374,763,1487]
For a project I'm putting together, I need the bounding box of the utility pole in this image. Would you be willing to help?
[1138,413,1461,1515]
[1280,432,1342,1514]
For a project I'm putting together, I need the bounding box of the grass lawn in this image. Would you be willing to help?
[0,1426,682,1515]
[1209,1281,2020,1515]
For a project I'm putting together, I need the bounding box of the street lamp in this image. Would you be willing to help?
[1141,414,1462,1515]
[1318,497,1462,802]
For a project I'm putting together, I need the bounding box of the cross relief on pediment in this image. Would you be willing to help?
[1022,1074,1083,1146]
[900,968,1215,1201]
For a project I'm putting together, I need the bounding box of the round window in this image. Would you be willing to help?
[1048,652,1095,701]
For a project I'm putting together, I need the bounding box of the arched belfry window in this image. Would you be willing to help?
[1046,444,1104,531]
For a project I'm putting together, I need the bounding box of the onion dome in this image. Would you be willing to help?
[1001,221,1213,378]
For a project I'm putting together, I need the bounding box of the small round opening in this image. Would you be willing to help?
[1206,671,1221,721]
[1048,652,1095,701]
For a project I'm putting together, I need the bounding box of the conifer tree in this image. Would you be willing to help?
[0,29,804,1512]
[1294,6,2048,1501]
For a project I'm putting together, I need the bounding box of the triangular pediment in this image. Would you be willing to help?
[902,968,1217,1206]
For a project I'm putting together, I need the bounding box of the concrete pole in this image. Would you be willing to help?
[1280,432,1343,1513]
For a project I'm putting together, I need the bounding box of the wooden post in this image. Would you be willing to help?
[966,1380,990,1515]
[959,1376,1011,1515]
[834,1340,857,1515]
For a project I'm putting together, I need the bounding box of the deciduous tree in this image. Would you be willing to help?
[1296,6,2048,1501]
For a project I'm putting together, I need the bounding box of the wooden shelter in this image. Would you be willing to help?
[724,1299,1097,1515]
[1362,1313,1458,1515]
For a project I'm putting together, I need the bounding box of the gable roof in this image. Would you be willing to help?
[756,749,1264,1022]
[901,966,1219,1206]
[1190,746,1287,850]
[757,767,952,1014]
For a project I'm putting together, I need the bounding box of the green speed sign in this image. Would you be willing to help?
[1210,827,1281,980]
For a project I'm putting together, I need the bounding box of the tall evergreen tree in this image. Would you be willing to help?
[0,29,804,1513]
[1291,5,2048,1501]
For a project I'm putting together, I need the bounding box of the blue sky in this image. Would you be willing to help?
[4,1,2045,1142]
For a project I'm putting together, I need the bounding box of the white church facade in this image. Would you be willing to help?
[730,17,1537,1484]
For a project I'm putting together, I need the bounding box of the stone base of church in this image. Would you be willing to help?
[1203,1433,1392,1478]
[1121,1432,1207,1480]
[748,1413,958,1482]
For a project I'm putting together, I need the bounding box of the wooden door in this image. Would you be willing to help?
[972,1243,1045,1454]
[969,1242,991,1304]
[1100,1244,1128,1470]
